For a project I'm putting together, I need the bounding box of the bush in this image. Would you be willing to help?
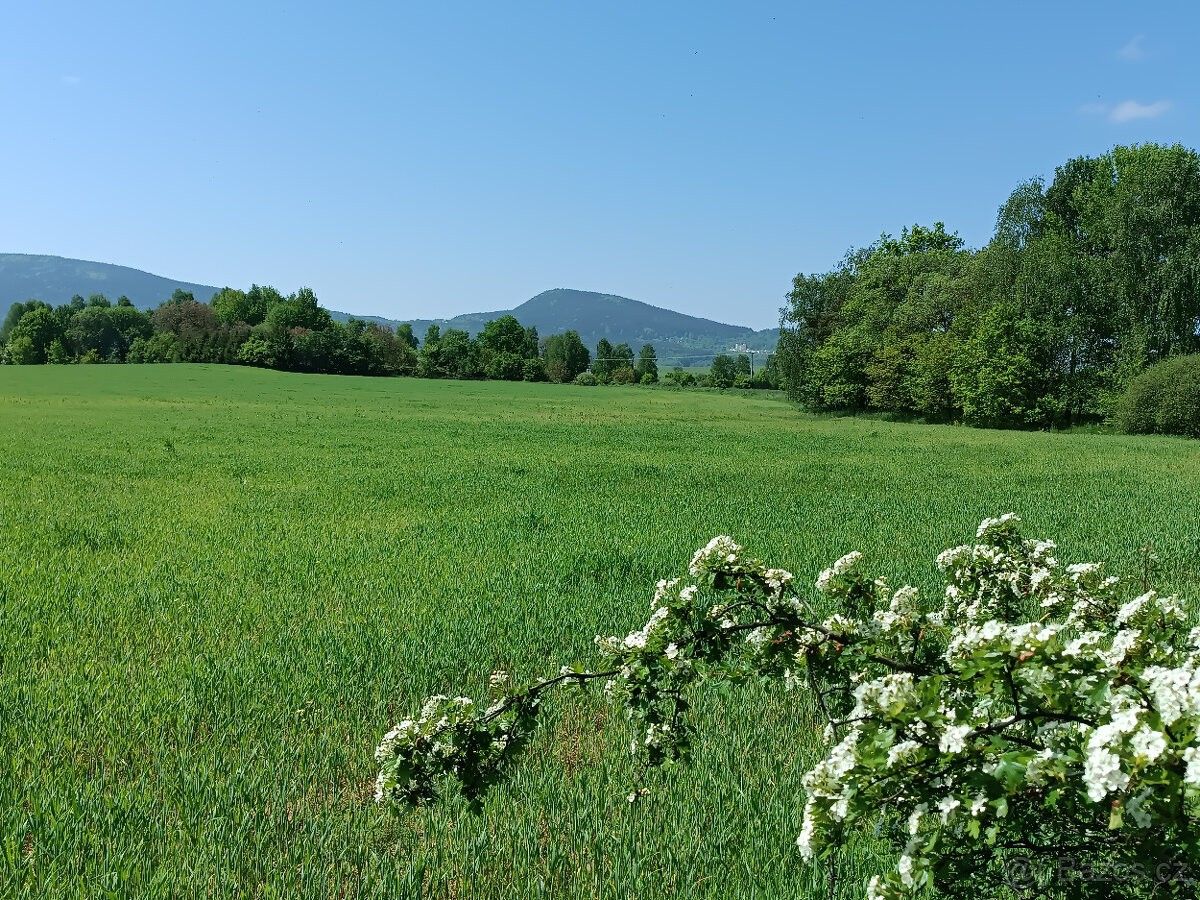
[665,368,697,388]
[639,372,655,385]
[1113,354,1200,438]
[45,339,70,364]
[127,332,181,364]
[485,351,525,381]
[237,336,278,368]
[610,365,635,385]
[375,515,1200,898]
[572,371,598,386]
[710,354,737,388]
[522,357,547,382]
[5,335,38,364]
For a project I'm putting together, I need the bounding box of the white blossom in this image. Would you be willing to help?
[764,567,794,591]
[1083,748,1128,802]
[689,535,743,575]
[796,801,817,860]
[379,515,1200,898]
[898,853,916,887]
[816,551,862,592]
[937,795,960,823]
[939,724,972,755]
[887,740,921,768]
[1181,747,1200,786]
[1102,628,1141,666]
[1130,725,1167,764]
[907,802,927,835]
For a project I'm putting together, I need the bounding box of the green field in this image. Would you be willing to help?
[3,365,1199,899]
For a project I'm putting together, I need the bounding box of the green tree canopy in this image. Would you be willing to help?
[264,288,333,333]
[1,301,52,344]
[477,315,529,357]
[710,354,737,388]
[5,306,61,363]
[544,331,590,383]
[211,287,267,326]
[635,344,658,382]
[776,144,1200,428]
[436,328,479,379]
[395,323,419,349]
[592,338,615,379]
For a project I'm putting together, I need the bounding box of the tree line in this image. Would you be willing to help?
[775,142,1200,429]
[25,145,1189,417]
[1,286,411,376]
[1,285,787,389]
[0,286,665,384]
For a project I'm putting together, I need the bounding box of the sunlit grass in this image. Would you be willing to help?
[1,365,1197,898]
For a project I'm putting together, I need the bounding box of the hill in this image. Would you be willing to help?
[0,254,220,311]
[401,289,779,364]
[1,255,778,364]
[0,254,393,331]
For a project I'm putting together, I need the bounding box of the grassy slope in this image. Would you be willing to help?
[1,365,1198,899]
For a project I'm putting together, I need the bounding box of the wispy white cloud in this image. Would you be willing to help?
[1079,99,1171,123]
[1117,34,1146,61]
[1109,99,1170,122]
[60,74,82,86]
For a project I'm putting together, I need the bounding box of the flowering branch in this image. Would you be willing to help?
[373,516,1200,897]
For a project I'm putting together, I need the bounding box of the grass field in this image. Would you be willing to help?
[2,365,1199,899]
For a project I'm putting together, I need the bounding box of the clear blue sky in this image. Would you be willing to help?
[2,1,1197,328]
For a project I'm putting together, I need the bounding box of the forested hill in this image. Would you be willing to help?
[0,254,384,327]
[401,289,779,363]
[1,257,777,365]
[0,255,220,312]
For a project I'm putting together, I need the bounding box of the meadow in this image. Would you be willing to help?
[2,365,1199,899]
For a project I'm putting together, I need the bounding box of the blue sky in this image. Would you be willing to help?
[1,1,1196,328]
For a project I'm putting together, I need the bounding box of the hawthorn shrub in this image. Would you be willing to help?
[1114,355,1200,438]
[374,516,1200,898]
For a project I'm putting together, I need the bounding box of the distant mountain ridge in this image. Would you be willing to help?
[0,254,221,312]
[1,255,778,363]
[397,289,778,362]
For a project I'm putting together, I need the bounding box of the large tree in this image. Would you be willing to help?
[635,344,658,382]
[436,328,480,379]
[592,338,615,380]
[395,323,419,349]
[1,301,52,345]
[264,287,332,333]
[211,287,267,326]
[710,354,737,388]
[477,315,529,357]
[776,146,1200,428]
[544,331,590,383]
[4,306,62,363]
[418,325,443,377]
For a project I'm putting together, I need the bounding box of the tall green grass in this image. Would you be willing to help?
[1,365,1197,898]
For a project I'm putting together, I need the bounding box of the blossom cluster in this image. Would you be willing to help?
[797,514,1200,897]
[373,676,542,809]
[373,515,1200,896]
